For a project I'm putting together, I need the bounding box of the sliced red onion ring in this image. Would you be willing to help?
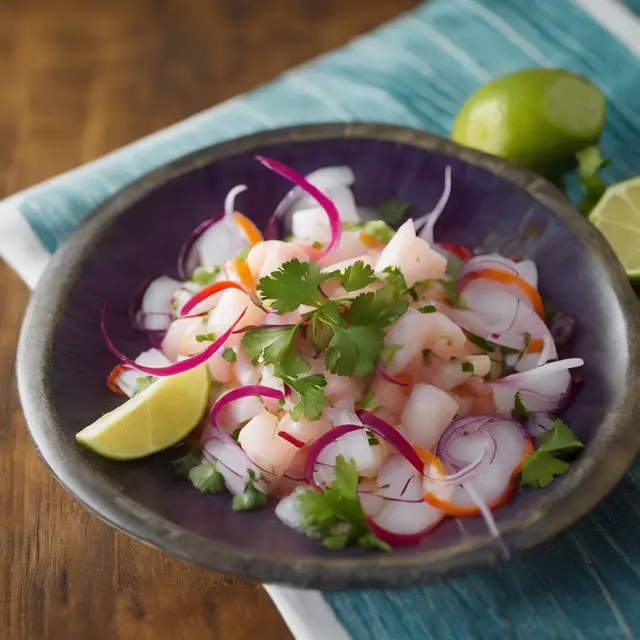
[491,358,584,415]
[375,362,409,387]
[101,304,246,376]
[179,280,245,318]
[414,165,452,244]
[210,384,289,426]
[256,155,342,257]
[267,166,354,239]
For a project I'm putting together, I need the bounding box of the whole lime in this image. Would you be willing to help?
[452,68,606,177]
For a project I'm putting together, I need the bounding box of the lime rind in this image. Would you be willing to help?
[589,176,640,279]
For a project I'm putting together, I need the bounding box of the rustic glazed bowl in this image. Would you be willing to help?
[17,123,640,589]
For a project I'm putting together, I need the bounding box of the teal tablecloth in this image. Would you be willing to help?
[3,0,640,638]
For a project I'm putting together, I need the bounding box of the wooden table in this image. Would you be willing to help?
[0,0,419,637]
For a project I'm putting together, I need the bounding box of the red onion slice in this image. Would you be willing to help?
[415,166,452,244]
[375,362,409,387]
[210,384,289,427]
[179,280,245,318]
[101,304,246,376]
[177,213,224,280]
[256,155,342,257]
[278,431,305,448]
[492,358,584,415]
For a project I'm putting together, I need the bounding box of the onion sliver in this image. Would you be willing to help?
[415,165,452,244]
[210,384,290,427]
[375,362,409,387]
[492,358,584,415]
[101,304,246,376]
[256,155,342,257]
[177,213,224,280]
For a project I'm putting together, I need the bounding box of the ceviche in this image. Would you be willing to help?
[79,156,584,551]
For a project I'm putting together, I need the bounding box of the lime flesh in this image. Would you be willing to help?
[452,69,606,178]
[76,364,210,460]
[589,176,640,281]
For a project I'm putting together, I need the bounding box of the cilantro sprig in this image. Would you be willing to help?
[296,455,390,551]
[520,419,584,489]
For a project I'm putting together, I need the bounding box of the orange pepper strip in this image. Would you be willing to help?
[527,338,544,354]
[234,257,255,289]
[107,364,128,397]
[181,280,245,316]
[461,267,546,321]
[233,212,263,247]
[359,232,385,250]
[422,437,535,517]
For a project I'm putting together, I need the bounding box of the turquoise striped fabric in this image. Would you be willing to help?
[5,0,640,638]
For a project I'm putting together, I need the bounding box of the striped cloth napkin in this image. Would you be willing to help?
[3,1,640,638]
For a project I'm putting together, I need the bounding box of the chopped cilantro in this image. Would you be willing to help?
[520,419,584,489]
[419,304,437,314]
[380,343,403,366]
[189,265,220,285]
[366,430,379,446]
[171,298,181,310]
[465,332,494,352]
[232,476,267,511]
[296,455,390,551]
[135,375,156,394]
[356,391,376,411]
[231,428,241,441]
[188,461,225,494]
[441,278,462,307]
[196,332,216,343]
[438,335,453,346]
[312,240,324,249]
[378,199,410,224]
[576,146,609,215]
[422,348,432,359]
[243,324,300,364]
[222,347,237,363]
[513,391,530,419]
[361,220,395,243]
[171,441,201,478]
[461,361,474,373]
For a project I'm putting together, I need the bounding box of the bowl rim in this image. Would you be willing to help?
[16,122,640,588]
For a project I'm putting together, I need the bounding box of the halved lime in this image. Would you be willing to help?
[589,176,640,281]
[76,364,210,460]
[452,69,606,177]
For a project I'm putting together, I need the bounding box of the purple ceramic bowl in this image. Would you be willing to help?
[17,124,640,588]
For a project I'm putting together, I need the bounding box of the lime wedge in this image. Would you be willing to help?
[452,69,606,178]
[589,176,640,280]
[76,364,210,459]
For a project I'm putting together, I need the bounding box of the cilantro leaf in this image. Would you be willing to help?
[419,304,437,314]
[576,146,609,215]
[465,331,494,352]
[461,361,474,373]
[310,311,333,351]
[189,265,220,285]
[274,354,327,422]
[519,419,584,489]
[222,347,237,363]
[257,259,331,312]
[296,455,390,551]
[135,375,156,394]
[188,462,226,494]
[325,324,384,377]
[537,419,584,456]
[520,453,570,489]
[242,324,299,364]
[339,260,377,292]
[513,392,530,419]
[378,199,410,224]
[348,290,408,329]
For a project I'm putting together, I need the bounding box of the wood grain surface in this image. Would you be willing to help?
[0,0,419,638]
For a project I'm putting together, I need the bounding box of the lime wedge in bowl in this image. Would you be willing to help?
[589,176,640,281]
[76,364,210,459]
